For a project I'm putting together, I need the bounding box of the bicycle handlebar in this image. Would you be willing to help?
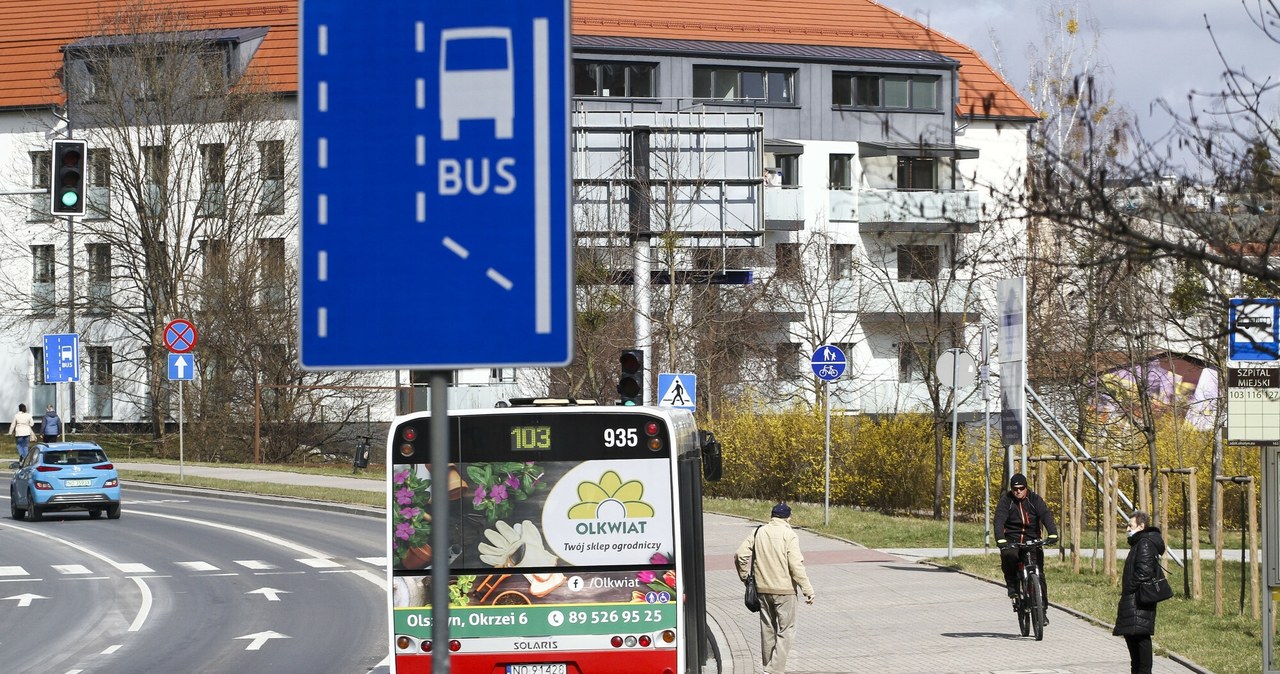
[1014,539,1047,549]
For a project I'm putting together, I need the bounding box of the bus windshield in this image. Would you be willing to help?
[390,406,705,674]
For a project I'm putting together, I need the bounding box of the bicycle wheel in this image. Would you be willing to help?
[1017,590,1030,636]
[1027,573,1045,641]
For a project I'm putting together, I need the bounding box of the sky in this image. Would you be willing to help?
[879,0,1280,170]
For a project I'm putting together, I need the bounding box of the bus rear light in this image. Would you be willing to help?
[448,640,461,652]
[645,422,658,436]
[399,443,414,457]
[661,630,676,643]
[396,636,413,650]
[610,636,623,648]
[648,438,663,451]
[639,635,652,647]
[422,640,432,653]
[623,636,638,647]
[402,427,417,441]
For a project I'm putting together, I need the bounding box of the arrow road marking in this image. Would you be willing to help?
[247,587,290,602]
[236,630,291,651]
[4,593,47,607]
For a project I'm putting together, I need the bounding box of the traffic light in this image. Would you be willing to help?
[618,349,644,405]
[51,139,87,216]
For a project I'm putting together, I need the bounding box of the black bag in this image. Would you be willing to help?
[1137,565,1174,604]
[744,526,761,613]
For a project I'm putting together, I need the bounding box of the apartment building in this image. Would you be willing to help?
[0,0,1034,429]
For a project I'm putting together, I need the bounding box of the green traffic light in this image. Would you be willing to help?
[61,191,79,207]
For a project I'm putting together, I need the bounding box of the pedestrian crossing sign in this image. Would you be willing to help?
[656,373,696,411]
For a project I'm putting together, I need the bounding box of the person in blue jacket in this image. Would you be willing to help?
[41,404,62,443]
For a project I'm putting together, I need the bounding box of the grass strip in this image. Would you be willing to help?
[121,470,385,508]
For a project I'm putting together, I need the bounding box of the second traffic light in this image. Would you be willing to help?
[618,349,644,405]
[51,139,87,216]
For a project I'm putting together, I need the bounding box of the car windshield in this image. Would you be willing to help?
[42,450,108,466]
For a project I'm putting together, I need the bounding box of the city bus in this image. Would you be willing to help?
[388,399,721,674]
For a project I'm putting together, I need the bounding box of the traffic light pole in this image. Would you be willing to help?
[65,213,76,432]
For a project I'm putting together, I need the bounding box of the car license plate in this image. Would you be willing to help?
[64,479,92,487]
[507,665,566,674]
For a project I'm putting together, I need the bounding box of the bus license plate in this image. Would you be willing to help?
[64,479,92,487]
[507,665,567,674]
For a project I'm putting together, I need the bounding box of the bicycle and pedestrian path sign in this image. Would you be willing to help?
[811,345,846,382]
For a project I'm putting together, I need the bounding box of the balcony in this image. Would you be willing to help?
[859,189,979,233]
[764,186,804,231]
[835,278,976,315]
[829,189,857,222]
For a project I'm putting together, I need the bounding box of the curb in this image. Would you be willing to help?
[923,560,1214,674]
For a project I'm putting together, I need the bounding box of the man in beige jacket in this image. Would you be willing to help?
[734,503,815,674]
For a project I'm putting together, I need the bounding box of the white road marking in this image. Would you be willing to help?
[52,564,92,575]
[119,563,154,574]
[487,268,513,290]
[235,560,276,570]
[247,587,290,602]
[358,557,387,566]
[128,576,152,632]
[317,24,328,56]
[101,645,122,655]
[3,592,46,607]
[297,558,342,569]
[237,630,290,651]
[0,566,28,576]
[176,561,219,572]
[443,237,468,258]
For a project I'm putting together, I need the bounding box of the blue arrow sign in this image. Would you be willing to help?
[168,353,196,381]
[300,0,572,369]
[810,344,847,382]
[43,333,79,383]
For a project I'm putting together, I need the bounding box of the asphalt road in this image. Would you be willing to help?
[0,485,387,673]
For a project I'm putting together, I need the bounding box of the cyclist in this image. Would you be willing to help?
[994,473,1058,620]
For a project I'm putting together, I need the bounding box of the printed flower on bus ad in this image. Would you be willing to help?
[392,466,432,567]
[631,550,676,601]
[467,461,547,524]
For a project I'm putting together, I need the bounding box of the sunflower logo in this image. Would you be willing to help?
[567,470,654,520]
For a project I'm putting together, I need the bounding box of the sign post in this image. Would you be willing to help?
[163,319,198,480]
[936,348,977,559]
[811,345,847,526]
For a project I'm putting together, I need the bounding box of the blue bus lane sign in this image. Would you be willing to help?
[300,0,572,369]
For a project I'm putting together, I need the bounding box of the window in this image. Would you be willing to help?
[199,143,226,217]
[694,66,793,104]
[774,242,800,279]
[142,145,167,218]
[772,154,799,187]
[898,342,932,383]
[201,238,229,308]
[898,245,940,281]
[87,148,111,218]
[259,140,285,214]
[83,58,110,102]
[573,61,656,97]
[830,244,856,280]
[87,346,113,419]
[775,342,801,379]
[490,368,517,383]
[30,347,54,413]
[829,154,854,189]
[30,151,51,221]
[31,245,55,315]
[197,49,228,94]
[832,72,940,111]
[896,157,936,190]
[86,243,111,316]
[258,237,287,309]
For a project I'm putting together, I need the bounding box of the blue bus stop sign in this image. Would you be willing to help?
[300,0,572,369]
[810,344,847,382]
[43,333,79,383]
[1230,297,1280,361]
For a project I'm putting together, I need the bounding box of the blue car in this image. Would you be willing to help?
[9,442,122,520]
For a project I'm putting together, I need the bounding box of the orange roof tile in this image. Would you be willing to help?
[0,0,297,109]
[571,0,1037,120]
[0,0,1034,121]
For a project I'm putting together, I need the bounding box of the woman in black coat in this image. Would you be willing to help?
[1113,510,1166,674]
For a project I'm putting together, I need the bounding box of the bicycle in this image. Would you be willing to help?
[1012,539,1048,640]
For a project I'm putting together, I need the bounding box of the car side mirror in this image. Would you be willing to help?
[8,461,18,469]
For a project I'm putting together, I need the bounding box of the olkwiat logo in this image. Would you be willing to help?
[567,470,654,535]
